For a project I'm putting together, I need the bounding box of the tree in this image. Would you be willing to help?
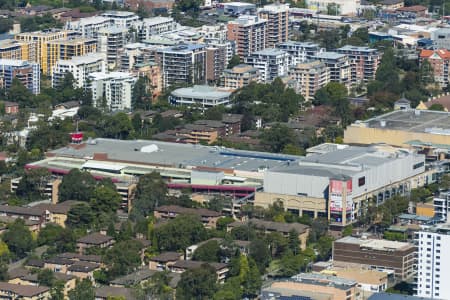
[103,113,134,140]
[15,168,51,202]
[90,185,121,215]
[227,55,241,69]
[7,78,34,108]
[2,219,35,259]
[193,240,221,262]
[133,77,150,110]
[260,124,297,153]
[249,239,271,273]
[130,172,168,221]
[38,269,55,287]
[68,279,95,300]
[38,223,75,253]
[208,196,230,212]
[59,169,97,202]
[176,264,218,300]
[104,240,143,279]
[66,203,95,229]
[154,214,207,252]
[313,82,351,125]
[0,262,8,281]
[238,255,261,298]
[316,235,334,260]
[342,225,353,237]
[428,103,445,111]
[216,216,234,231]
[134,271,173,300]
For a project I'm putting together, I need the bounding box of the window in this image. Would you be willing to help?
[358,176,366,186]
[413,162,424,169]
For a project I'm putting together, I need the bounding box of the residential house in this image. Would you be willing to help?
[76,233,115,254]
[149,252,184,271]
[227,218,310,250]
[169,260,229,283]
[154,205,222,228]
[0,282,50,300]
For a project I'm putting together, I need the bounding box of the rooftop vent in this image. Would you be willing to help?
[140,144,159,153]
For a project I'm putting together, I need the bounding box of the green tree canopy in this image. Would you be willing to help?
[2,219,35,259]
[130,172,168,221]
[59,169,97,202]
[176,264,218,300]
[68,279,95,300]
[154,214,207,252]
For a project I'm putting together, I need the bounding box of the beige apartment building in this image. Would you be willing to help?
[221,64,259,90]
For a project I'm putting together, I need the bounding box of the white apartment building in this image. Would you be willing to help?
[276,41,324,66]
[98,27,128,66]
[65,16,112,38]
[288,60,330,102]
[101,11,139,28]
[316,51,351,89]
[434,191,450,222]
[306,0,360,15]
[138,17,178,41]
[89,72,136,111]
[52,53,107,89]
[245,48,289,82]
[415,223,450,299]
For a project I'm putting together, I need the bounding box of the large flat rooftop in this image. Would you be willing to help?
[354,109,450,134]
[45,138,300,173]
[268,144,415,178]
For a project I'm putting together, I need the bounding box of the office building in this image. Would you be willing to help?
[221,64,259,90]
[316,51,351,88]
[52,53,107,89]
[156,44,206,88]
[288,60,330,102]
[15,29,77,72]
[344,109,450,156]
[420,49,450,88]
[258,3,289,48]
[44,38,97,75]
[255,143,427,226]
[98,27,128,67]
[101,11,139,28]
[0,59,40,95]
[227,15,267,59]
[89,72,136,111]
[333,236,416,280]
[0,39,37,62]
[415,223,450,299]
[337,45,380,83]
[305,0,360,15]
[65,16,112,38]
[262,273,358,300]
[277,41,323,66]
[169,85,232,110]
[138,17,178,41]
[245,48,290,82]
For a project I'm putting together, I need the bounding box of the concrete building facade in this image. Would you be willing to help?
[156,44,206,88]
[52,53,107,89]
[258,3,289,48]
[89,72,136,111]
[0,59,40,95]
[245,48,290,82]
[337,45,380,83]
[288,60,330,102]
[221,64,259,90]
[227,15,267,59]
[415,223,450,299]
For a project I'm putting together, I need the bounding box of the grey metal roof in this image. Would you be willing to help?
[47,138,301,172]
[170,85,231,100]
[358,109,450,133]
